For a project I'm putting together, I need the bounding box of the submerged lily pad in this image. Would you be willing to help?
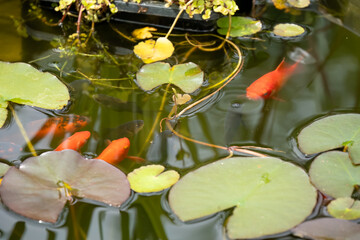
[127,165,179,193]
[217,16,262,37]
[327,197,360,220]
[309,151,360,198]
[292,218,360,240]
[0,150,130,223]
[168,157,317,239]
[273,23,305,37]
[136,62,204,93]
[298,114,360,164]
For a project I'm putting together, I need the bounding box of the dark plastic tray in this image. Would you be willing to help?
[39,0,221,32]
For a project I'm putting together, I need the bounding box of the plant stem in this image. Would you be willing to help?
[138,84,171,156]
[165,0,194,39]
[9,104,37,157]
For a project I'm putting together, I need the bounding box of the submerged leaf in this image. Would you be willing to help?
[288,0,310,8]
[133,37,174,64]
[136,62,204,93]
[272,0,287,10]
[132,27,157,40]
[127,165,179,193]
[273,23,305,37]
[309,151,360,198]
[0,150,130,223]
[292,218,360,240]
[217,16,262,37]
[0,61,69,109]
[327,197,360,220]
[173,93,191,105]
[297,114,360,164]
[169,157,317,239]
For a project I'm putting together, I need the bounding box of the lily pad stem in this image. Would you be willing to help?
[175,37,242,119]
[9,104,37,157]
[138,83,171,156]
[165,0,194,39]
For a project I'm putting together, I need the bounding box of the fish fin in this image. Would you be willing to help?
[275,58,286,71]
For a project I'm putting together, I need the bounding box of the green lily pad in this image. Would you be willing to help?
[0,162,10,177]
[168,157,317,239]
[327,197,360,220]
[309,151,360,198]
[217,16,262,37]
[0,61,70,127]
[0,150,130,223]
[292,218,360,240]
[273,23,305,37]
[136,62,204,93]
[298,114,360,164]
[127,164,179,193]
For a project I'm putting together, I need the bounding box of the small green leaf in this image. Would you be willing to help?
[309,151,360,198]
[169,157,317,239]
[127,165,179,193]
[292,218,360,240]
[328,197,360,220]
[0,162,10,177]
[136,62,204,93]
[217,16,262,37]
[297,114,360,164]
[0,150,131,223]
[273,23,305,37]
[0,61,69,110]
[0,106,8,128]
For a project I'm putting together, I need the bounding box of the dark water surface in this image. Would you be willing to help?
[0,0,360,239]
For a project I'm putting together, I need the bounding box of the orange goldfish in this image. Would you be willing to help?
[28,115,89,140]
[97,137,131,164]
[55,131,91,151]
[246,58,300,100]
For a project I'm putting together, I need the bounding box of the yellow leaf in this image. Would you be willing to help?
[127,165,180,193]
[132,27,157,40]
[173,93,191,105]
[133,37,174,64]
[272,0,287,10]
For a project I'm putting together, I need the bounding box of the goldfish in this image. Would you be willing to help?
[55,131,91,151]
[28,115,89,140]
[246,58,300,100]
[97,137,131,164]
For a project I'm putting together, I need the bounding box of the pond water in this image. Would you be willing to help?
[0,0,360,239]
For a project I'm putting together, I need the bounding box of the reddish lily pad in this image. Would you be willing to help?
[0,150,130,223]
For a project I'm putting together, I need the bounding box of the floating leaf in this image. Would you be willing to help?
[273,23,305,37]
[0,105,7,128]
[0,150,130,223]
[169,157,317,239]
[292,218,360,240]
[217,16,262,37]
[127,165,179,193]
[327,197,360,220]
[133,37,174,64]
[136,62,204,93]
[288,0,310,8]
[132,27,157,40]
[297,114,360,164]
[0,61,69,109]
[309,151,360,198]
[0,162,10,177]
